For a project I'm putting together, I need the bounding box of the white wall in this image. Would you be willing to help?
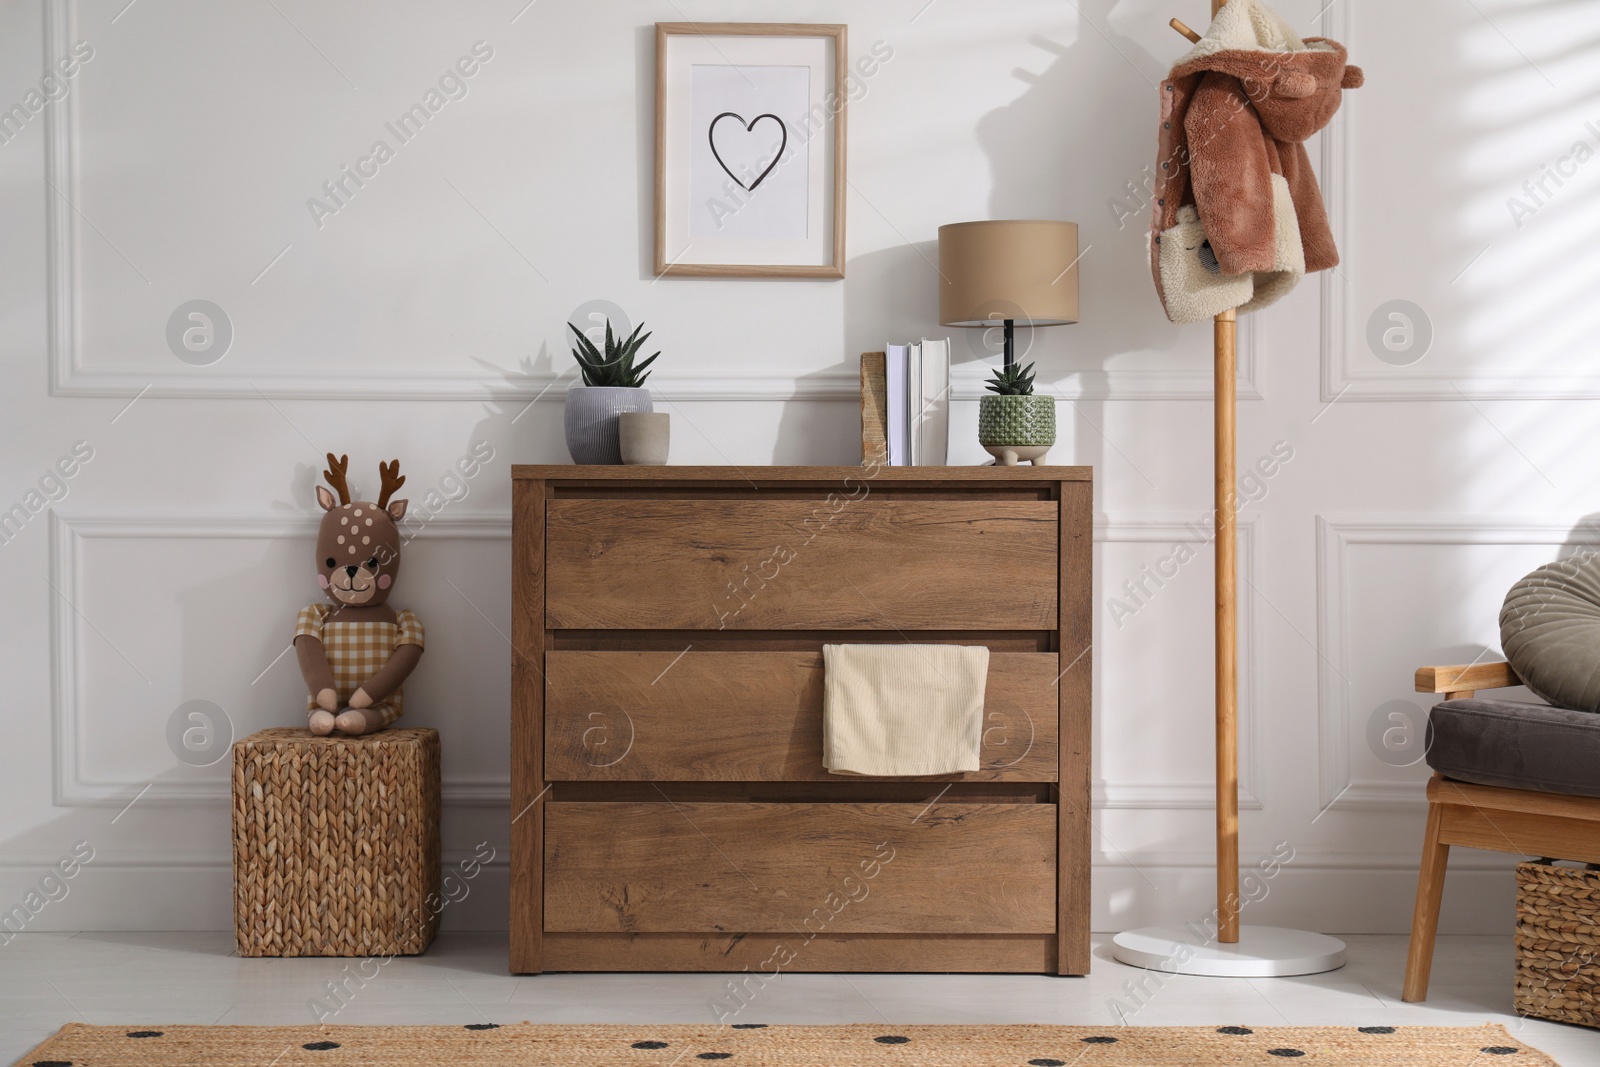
[2,0,1589,935]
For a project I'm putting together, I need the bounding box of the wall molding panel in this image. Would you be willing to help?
[1315,515,1584,811]
[1315,3,1600,402]
[1094,516,1265,812]
[49,511,512,808]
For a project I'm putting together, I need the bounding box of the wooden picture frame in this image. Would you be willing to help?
[654,22,847,278]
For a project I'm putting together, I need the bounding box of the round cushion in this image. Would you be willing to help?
[1500,554,1600,713]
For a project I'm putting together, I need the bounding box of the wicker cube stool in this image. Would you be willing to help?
[233,727,440,957]
[1516,861,1600,1028]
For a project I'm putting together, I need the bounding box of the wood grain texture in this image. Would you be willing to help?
[1430,773,1600,821]
[548,630,1053,653]
[1214,307,1239,945]
[553,782,1050,804]
[512,466,1092,974]
[544,802,1057,935]
[1402,798,1449,1002]
[514,464,1092,482]
[1415,662,1521,693]
[1437,807,1600,865]
[1056,478,1093,975]
[860,352,888,465]
[509,479,547,974]
[543,932,1056,973]
[653,23,846,278]
[545,499,1058,630]
[544,650,1060,782]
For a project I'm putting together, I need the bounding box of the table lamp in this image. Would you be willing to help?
[938,220,1080,372]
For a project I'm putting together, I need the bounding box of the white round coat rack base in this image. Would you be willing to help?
[1111,925,1347,978]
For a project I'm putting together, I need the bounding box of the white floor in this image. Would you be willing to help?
[1,933,1595,1065]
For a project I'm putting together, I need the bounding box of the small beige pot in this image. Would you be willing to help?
[619,411,670,465]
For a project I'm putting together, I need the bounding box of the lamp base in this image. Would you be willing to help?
[1110,925,1347,978]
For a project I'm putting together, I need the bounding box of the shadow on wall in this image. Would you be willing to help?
[1558,515,1600,561]
[976,3,1183,434]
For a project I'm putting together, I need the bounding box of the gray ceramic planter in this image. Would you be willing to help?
[565,386,652,465]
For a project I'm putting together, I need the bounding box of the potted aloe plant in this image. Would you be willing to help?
[564,318,660,465]
[977,360,1055,466]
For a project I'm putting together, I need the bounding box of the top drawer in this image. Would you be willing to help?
[545,497,1058,630]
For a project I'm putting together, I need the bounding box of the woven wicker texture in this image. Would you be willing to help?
[232,728,440,958]
[1516,860,1600,1029]
[15,1023,1558,1066]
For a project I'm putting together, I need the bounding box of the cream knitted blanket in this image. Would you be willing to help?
[821,644,989,776]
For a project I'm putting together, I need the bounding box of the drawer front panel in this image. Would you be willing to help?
[545,650,1059,782]
[543,802,1057,934]
[544,498,1058,630]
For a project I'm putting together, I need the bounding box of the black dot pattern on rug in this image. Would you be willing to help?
[1358,1026,1395,1034]
[464,1023,499,1031]
[1080,1036,1117,1044]
[1481,1049,1519,1056]
[1217,1026,1254,1035]
[1267,1051,1305,1059]
[731,1024,767,1029]
[126,1031,164,1038]
[632,1041,669,1050]
[1028,1059,1066,1066]
[874,1036,910,1044]
[696,1054,731,1061]
[33,1061,71,1067]
[303,1042,340,1051]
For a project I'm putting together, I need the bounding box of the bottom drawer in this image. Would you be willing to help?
[543,801,1056,935]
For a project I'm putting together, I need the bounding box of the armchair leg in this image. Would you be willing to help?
[1402,799,1450,1002]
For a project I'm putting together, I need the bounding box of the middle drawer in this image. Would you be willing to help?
[545,650,1060,783]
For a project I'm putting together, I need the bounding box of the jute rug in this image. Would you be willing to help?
[15,1022,1558,1065]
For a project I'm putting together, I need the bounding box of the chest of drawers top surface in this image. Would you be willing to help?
[512,465,1092,482]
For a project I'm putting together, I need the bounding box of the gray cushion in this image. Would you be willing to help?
[1500,554,1600,713]
[1427,697,1600,797]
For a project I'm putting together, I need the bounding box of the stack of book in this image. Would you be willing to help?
[859,339,951,466]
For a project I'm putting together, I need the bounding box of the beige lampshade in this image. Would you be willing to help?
[938,220,1080,329]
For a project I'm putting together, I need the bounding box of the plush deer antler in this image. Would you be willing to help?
[323,453,351,506]
[377,459,405,509]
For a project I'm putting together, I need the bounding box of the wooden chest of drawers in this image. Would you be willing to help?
[510,465,1092,975]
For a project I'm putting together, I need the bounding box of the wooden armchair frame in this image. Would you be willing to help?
[1403,660,1600,1002]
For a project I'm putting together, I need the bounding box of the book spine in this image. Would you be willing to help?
[885,345,908,466]
[923,337,950,466]
[915,340,928,460]
[859,352,888,466]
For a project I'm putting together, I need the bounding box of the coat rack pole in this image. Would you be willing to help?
[1214,307,1239,945]
[1208,0,1240,952]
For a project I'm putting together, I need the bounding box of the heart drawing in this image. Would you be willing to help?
[708,111,788,192]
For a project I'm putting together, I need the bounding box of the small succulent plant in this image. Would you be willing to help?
[568,319,660,388]
[984,361,1037,396]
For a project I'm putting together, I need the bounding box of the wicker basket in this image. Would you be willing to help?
[1515,860,1600,1028]
[232,728,441,958]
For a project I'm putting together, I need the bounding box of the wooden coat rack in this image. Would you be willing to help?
[1111,1,1345,978]
[1172,4,1241,947]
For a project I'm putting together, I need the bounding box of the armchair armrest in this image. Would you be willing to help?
[1414,662,1522,700]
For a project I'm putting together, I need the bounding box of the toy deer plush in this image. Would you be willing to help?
[294,454,425,736]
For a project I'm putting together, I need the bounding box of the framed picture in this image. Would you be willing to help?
[654,22,846,278]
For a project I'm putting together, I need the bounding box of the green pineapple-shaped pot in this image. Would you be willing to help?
[977,361,1054,466]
